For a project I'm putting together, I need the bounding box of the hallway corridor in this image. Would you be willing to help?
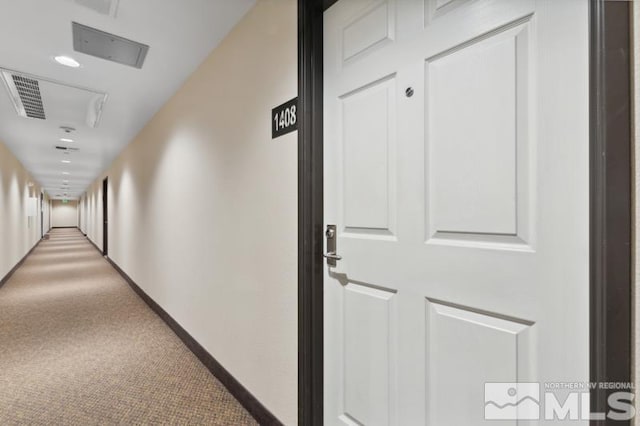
[0,229,256,425]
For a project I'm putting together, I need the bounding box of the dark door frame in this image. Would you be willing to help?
[298,1,324,424]
[298,0,632,424]
[102,177,108,257]
[589,1,632,423]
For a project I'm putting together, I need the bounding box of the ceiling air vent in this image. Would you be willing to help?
[1,68,108,128]
[4,74,46,120]
[73,22,149,69]
[55,146,80,152]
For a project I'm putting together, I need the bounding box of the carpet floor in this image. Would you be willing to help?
[0,228,257,425]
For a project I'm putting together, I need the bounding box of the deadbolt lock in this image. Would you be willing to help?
[323,224,342,267]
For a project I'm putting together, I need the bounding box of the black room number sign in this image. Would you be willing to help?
[272,97,298,138]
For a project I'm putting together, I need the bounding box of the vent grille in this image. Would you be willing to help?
[11,75,45,119]
[55,146,79,151]
[0,68,108,126]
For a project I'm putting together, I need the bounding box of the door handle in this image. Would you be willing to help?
[323,253,342,261]
[324,224,341,266]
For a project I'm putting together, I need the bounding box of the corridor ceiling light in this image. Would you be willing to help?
[61,160,71,163]
[60,138,74,143]
[54,56,80,68]
[62,172,70,175]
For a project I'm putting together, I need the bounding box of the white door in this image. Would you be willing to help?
[323,0,589,425]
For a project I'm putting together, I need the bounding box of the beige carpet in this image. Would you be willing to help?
[0,228,257,426]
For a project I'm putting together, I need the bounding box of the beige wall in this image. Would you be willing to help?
[81,1,297,423]
[0,139,44,281]
[52,200,78,228]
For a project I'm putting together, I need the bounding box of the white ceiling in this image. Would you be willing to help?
[0,0,255,200]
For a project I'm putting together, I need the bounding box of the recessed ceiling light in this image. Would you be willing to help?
[61,160,71,163]
[60,138,74,143]
[54,55,80,68]
[62,172,70,175]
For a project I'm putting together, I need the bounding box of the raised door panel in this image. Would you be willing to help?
[341,75,396,238]
[425,299,534,425]
[426,19,532,249]
[341,283,396,425]
[343,0,395,63]
[425,0,470,24]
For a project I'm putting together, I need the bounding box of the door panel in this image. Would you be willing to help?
[342,75,396,237]
[426,299,534,426]
[425,0,469,24]
[426,18,533,248]
[342,0,395,62]
[324,0,589,425]
[427,22,522,237]
[342,283,396,426]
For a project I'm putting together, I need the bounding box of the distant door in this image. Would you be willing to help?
[323,0,589,424]
[40,192,44,238]
[103,177,108,256]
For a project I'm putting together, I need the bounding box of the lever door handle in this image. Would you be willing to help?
[323,252,342,261]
